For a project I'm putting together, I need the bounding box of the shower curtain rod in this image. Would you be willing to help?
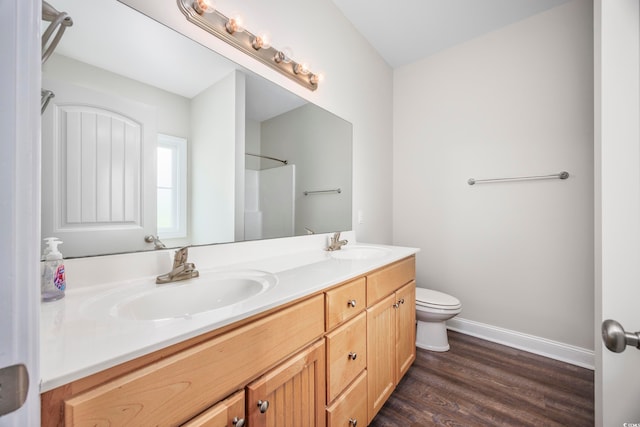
[245,152,288,165]
[467,171,569,186]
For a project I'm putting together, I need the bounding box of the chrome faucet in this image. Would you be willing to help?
[156,247,199,284]
[145,234,166,249]
[326,232,348,251]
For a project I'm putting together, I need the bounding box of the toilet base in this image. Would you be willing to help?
[416,319,450,352]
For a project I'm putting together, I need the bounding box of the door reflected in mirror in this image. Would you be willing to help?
[41,0,352,258]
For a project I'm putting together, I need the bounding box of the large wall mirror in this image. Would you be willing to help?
[41,0,352,258]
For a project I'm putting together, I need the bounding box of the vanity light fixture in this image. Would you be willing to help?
[178,0,320,91]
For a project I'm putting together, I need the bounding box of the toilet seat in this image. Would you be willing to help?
[416,288,461,310]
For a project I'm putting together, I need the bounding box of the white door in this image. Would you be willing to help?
[42,78,157,257]
[596,1,640,426]
[0,0,41,425]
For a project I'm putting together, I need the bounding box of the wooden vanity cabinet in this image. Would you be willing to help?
[49,295,324,427]
[41,255,417,427]
[181,390,245,427]
[246,339,326,427]
[366,257,416,424]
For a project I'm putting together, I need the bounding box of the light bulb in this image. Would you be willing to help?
[193,0,214,14]
[225,15,244,34]
[274,47,293,64]
[309,72,324,86]
[294,62,310,76]
[252,34,271,50]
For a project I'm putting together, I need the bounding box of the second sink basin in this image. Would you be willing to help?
[330,245,390,260]
[102,270,278,320]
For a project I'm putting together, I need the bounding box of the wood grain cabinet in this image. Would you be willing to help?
[47,295,324,427]
[181,390,245,427]
[324,276,368,423]
[326,370,367,427]
[246,339,326,427]
[325,277,366,331]
[366,258,416,424]
[41,256,416,427]
[325,311,367,402]
[395,281,416,381]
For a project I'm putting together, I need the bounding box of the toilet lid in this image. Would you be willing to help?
[415,288,461,309]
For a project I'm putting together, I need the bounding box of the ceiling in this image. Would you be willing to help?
[330,0,572,68]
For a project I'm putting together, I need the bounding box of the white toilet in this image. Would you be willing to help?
[415,287,462,352]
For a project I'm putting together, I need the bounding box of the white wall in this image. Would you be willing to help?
[190,71,240,244]
[393,0,594,349]
[43,54,190,138]
[121,0,394,244]
[261,104,352,235]
[245,118,261,171]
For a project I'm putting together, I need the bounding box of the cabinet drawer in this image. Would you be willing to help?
[367,256,415,306]
[64,295,324,426]
[325,277,366,331]
[182,390,245,427]
[325,311,367,403]
[326,370,367,427]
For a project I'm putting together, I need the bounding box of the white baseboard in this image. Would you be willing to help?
[446,317,594,370]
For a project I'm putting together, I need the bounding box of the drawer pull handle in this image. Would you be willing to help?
[399,298,405,304]
[393,302,399,309]
[348,352,357,360]
[233,417,246,427]
[348,299,357,308]
[258,400,269,413]
[349,418,358,427]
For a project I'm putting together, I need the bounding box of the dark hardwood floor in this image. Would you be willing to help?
[369,331,594,427]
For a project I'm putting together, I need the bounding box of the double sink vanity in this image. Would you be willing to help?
[40,234,419,426]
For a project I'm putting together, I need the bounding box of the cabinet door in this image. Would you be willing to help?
[247,340,326,427]
[181,390,245,427]
[366,294,396,424]
[395,281,416,381]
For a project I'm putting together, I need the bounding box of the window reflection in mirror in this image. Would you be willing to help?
[41,0,352,258]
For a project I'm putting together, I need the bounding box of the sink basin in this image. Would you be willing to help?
[330,245,390,260]
[81,270,278,321]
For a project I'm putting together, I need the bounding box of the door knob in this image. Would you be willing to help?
[601,319,640,353]
[0,364,29,416]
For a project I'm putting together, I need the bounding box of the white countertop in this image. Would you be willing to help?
[40,238,418,393]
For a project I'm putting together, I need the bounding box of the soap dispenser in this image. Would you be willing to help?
[42,237,66,302]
